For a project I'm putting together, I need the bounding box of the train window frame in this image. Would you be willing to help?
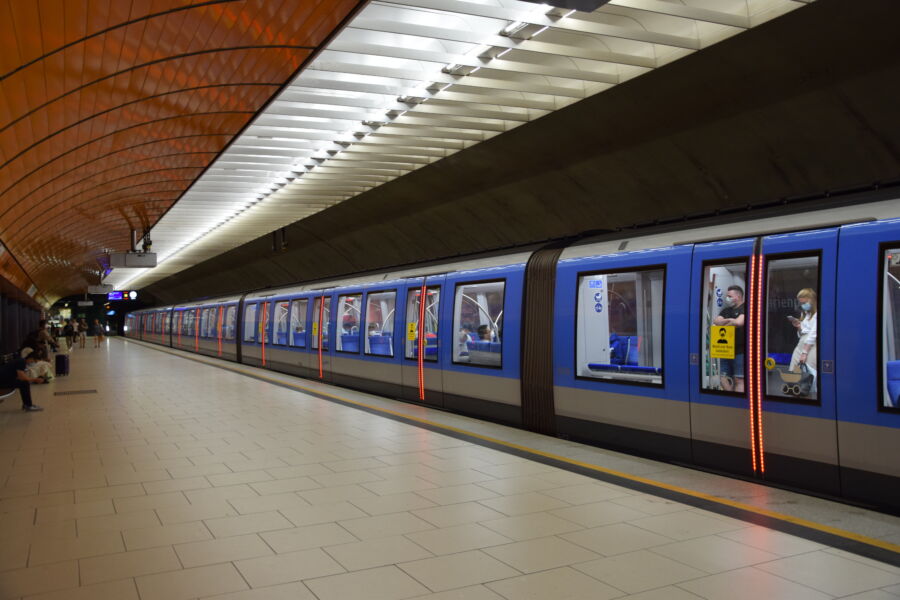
[243,303,258,343]
[224,305,237,341]
[289,298,309,348]
[311,295,332,351]
[270,300,289,346]
[451,278,506,370]
[699,258,751,398]
[261,301,274,345]
[363,289,398,357]
[404,285,441,363]
[878,241,900,413]
[762,250,823,406]
[336,293,363,354]
[573,264,667,388]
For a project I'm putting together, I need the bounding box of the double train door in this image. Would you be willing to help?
[401,276,444,407]
[689,229,840,495]
[312,293,333,383]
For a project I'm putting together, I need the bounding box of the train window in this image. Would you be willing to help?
[701,262,748,393]
[273,301,290,346]
[183,310,194,336]
[337,294,362,353]
[243,304,258,342]
[365,291,396,357]
[200,309,210,338]
[290,299,308,347]
[311,296,331,350]
[765,255,820,402]
[261,302,273,344]
[453,281,505,367]
[224,306,237,340]
[576,268,665,385]
[405,286,440,362]
[164,312,171,335]
[882,248,900,409]
[209,308,220,338]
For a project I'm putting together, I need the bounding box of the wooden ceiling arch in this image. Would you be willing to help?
[0,0,363,304]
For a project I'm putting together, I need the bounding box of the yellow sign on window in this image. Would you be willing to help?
[312,322,318,336]
[407,322,418,341]
[710,325,735,359]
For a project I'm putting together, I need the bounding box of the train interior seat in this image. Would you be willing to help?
[887,360,900,407]
[341,335,360,353]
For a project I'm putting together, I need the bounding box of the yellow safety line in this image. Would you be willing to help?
[131,339,900,555]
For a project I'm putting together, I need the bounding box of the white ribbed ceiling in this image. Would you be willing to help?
[105,0,811,290]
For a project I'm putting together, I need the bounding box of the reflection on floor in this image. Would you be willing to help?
[0,338,897,600]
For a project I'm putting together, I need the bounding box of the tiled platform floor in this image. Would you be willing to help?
[0,338,897,600]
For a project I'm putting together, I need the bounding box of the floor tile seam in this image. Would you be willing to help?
[123,339,900,568]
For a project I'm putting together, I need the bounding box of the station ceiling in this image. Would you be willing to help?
[0,0,363,306]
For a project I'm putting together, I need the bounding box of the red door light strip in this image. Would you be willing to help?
[746,251,767,475]
[754,254,766,473]
[261,303,268,367]
[317,295,325,379]
[417,283,427,401]
[217,306,224,357]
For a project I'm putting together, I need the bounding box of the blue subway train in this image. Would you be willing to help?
[126,198,900,512]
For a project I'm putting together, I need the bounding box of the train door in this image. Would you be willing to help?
[758,228,840,495]
[688,239,756,475]
[401,276,444,407]
[311,292,334,383]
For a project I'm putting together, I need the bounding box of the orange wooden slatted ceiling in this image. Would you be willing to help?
[0,0,362,305]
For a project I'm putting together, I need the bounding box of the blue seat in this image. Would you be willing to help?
[887,360,900,408]
[620,365,662,375]
[341,334,359,353]
[291,332,307,347]
[588,363,619,372]
[768,352,792,365]
[368,335,392,356]
[276,332,288,345]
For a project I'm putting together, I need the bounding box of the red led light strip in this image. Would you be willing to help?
[755,254,766,473]
[261,303,268,367]
[417,283,427,401]
[217,306,224,357]
[195,309,200,352]
[748,254,759,473]
[317,295,325,379]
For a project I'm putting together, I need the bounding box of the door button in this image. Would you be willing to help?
[690,353,699,365]
[822,360,834,374]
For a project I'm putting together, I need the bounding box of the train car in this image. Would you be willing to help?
[124,195,900,511]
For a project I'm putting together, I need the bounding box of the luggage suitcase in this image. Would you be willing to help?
[55,353,69,376]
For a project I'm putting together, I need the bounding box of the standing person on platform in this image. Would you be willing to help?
[63,319,75,350]
[93,318,105,347]
[0,348,46,411]
[79,318,88,349]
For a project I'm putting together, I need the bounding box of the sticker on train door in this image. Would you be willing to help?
[710,326,735,359]
[407,322,417,341]
[312,321,318,336]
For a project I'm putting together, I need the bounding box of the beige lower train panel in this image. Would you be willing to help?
[553,386,691,439]
[331,355,402,385]
[442,370,520,407]
[837,421,900,477]
[760,409,839,466]
[691,402,751,450]
[401,364,443,393]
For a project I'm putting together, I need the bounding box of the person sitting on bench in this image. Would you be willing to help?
[0,348,47,412]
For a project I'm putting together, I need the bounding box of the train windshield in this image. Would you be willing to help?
[882,248,900,409]
[365,291,396,357]
[701,262,748,394]
[405,286,440,361]
[453,281,505,367]
[290,299,308,347]
[765,256,820,402]
[576,269,665,385]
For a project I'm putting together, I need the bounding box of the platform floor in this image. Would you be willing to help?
[0,339,898,600]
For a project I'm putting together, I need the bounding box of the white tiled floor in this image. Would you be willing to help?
[0,339,898,600]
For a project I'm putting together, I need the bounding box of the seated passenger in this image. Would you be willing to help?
[0,348,47,411]
[477,325,493,341]
[368,323,380,336]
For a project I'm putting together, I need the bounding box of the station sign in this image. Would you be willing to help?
[108,290,138,301]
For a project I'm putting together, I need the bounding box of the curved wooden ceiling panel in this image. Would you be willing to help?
[0,0,361,304]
